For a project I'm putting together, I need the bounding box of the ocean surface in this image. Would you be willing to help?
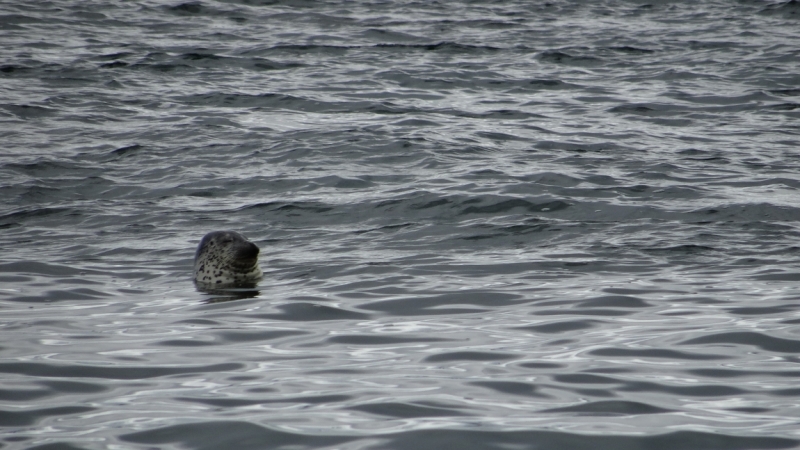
[2,0,800,449]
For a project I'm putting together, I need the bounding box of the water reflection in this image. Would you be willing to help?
[198,285,261,303]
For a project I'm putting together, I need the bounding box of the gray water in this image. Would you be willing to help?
[2,0,800,449]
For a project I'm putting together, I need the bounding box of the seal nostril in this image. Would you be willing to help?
[236,242,260,260]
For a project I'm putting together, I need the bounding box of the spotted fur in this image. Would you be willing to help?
[193,231,263,288]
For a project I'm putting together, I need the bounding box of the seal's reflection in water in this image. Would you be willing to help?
[200,285,261,303]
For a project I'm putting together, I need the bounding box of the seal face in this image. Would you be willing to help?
[193,231,263,288]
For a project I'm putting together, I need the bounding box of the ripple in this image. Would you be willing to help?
[680,332,800,354]
[542,400,673,415]
[0,406,95,427]
[588,348,732,361]
[348,401,470,418]
[0,362,244,379]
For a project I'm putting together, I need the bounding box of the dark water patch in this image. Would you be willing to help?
[589,348,731,360]
[559,372,626,383]
[607,46,655,54]
[1,103,57,119]
[97,52,135,61]
[176,92,313,109]
[475,131,529,142]
[360,292,524,316]
[642,244,716,255]
[348,401,469,418]
[527,78,575,89]
[770,388,800,396]
[535,308,635,317]
[251,58,304,71]
[155,339,217,347]
[371,429,798,450]
[330,175,375,189]
[0,14,47,25]
[410,197,452,210]
[576,295,651,308]
[4,159,97,177]
[99,61,128,69]
[729,406,774,413]
[533,140,629,153]
[709,177,800,189]
[214,329,308,343]
[687,368,800,379]
[0,261,95,277]
[552,374,747,396]
[727,305,798,315]
[260,43,353,56]
[497,221,552,235]
[239,201,334,215]
[465,109,547,120]
[679,332,800,353]
[167,2,207,15]
[353,222,417,235]
[120,421,355,449]
[616,381,748,397]
[252,303,371,321]
[182,52,223,61]
[515,320,601,334]
[0,362,244,379]
[130,61,193,73]
[542,400,672,416]
[27,443,90,450]
[685,203,800,222]
[460,199,570,215]
[200,288,261,303]
[391,118,440,127]
[759,0,800,16]
[361,28,427,43]
[423,351,517,362]
[0,274,32,283]
[519,172,582,186]
[39,380,108,394]
[608,103,693,117]
[469,381,548,398]
[518,362,565,369]
[327,335,451,345]
[107,144,143,158]
[766,102,800,111]
[0,387,51,401]
[188,190,219,197]
[377,41,500,53]
[538,50,602,65]
[178,394,351,408]
[0,406,95,427]
[770,88,800,97]
[9,287,112,303]
[750,270,800,282]
[673,296,728,305]
[0,64,32,74]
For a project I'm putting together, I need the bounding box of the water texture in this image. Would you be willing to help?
[1,0,800,449]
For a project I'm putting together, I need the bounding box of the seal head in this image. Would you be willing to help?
[193,231,263,288]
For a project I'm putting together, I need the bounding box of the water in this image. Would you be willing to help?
[2,0,800,448]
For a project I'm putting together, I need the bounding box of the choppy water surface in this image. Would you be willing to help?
[2,1,800,449]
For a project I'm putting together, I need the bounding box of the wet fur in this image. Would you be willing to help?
[193,231,263,288]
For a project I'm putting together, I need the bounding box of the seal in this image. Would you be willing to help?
[193,231,263,288]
